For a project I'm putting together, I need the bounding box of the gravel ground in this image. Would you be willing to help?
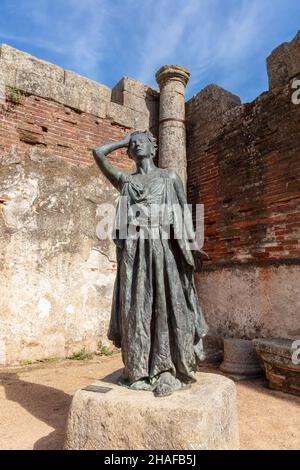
[0,353,299,450]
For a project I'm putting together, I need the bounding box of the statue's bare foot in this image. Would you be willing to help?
[153,371,188,397]
[129,379,153,391]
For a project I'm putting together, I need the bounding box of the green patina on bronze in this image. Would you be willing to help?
[93,131,208,397]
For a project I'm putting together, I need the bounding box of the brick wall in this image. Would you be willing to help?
[187,83,300,268]
[186,31,300,342]
[0,43,160,173]
[0,93,134,171]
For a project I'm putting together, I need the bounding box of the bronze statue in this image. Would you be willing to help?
[93,131,208,397]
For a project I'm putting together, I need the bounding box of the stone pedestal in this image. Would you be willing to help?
[65,372,239,450]
[253,338,300,397]
[220,339,263,381]
[155,65,190,189]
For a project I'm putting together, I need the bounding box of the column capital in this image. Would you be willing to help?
[155,64,190,88]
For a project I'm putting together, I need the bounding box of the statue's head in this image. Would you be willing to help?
[127,130,157,162]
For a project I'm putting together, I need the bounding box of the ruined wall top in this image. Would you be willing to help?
[2,28,300,137]
[0,44,159,131]
[267,31,300,90]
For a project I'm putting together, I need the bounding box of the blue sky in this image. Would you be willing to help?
[0,0,299,103]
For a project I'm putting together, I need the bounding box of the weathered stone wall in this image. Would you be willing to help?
[0,153,118,364]
[267,31,300,90]
[0,44,159,365]
[1,33,300,364]
[186,31,300,341]
[196,265,300,340]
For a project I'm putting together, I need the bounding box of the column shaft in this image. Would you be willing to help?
[156,65,190,188]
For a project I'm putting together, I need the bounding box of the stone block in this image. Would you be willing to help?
[186,84,241,127]
[65,372,239,450]
[267,30,300,89]
[15,69,53,98]
[0,60,16,87]
[64,70,111,101]
[15,68,72,109]
[77,91,107,118]
[0,44,64,83]
[15,70,107,118]
[111,77,159,125]
[267,43,292,90]
[220,339,263,380]
[0,44,109,117]
[253,338,300,397]
[121,91,158,128]
[50,81,81,109]
[122,90,152,111]
[106,101,135,128]
[289,31,300,78]
[110,79,123,104]
[112,76,158,101]
[106,101,149,129]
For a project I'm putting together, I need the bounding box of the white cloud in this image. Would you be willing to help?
[0,0,299,101]
[2,0,111,79]
[129,0,272,97]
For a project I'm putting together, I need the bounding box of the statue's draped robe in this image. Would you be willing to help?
[108,169,208,384]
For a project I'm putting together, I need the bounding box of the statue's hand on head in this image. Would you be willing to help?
[122,132,134,147]
[92,129,155,191]
[93,132,135,190]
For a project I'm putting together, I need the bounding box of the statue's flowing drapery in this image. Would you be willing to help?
[108,169,208,384]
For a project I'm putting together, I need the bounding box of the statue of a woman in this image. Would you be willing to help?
[93,131,208,397]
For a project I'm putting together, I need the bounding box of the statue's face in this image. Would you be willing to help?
[129,134,153,160]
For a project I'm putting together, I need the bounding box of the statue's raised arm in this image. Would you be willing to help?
[92,133,132,190]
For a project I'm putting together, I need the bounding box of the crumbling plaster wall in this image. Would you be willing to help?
[0,44,159,365]
[0,150,118,364]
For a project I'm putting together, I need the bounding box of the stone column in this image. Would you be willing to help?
[155,65,190,188]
